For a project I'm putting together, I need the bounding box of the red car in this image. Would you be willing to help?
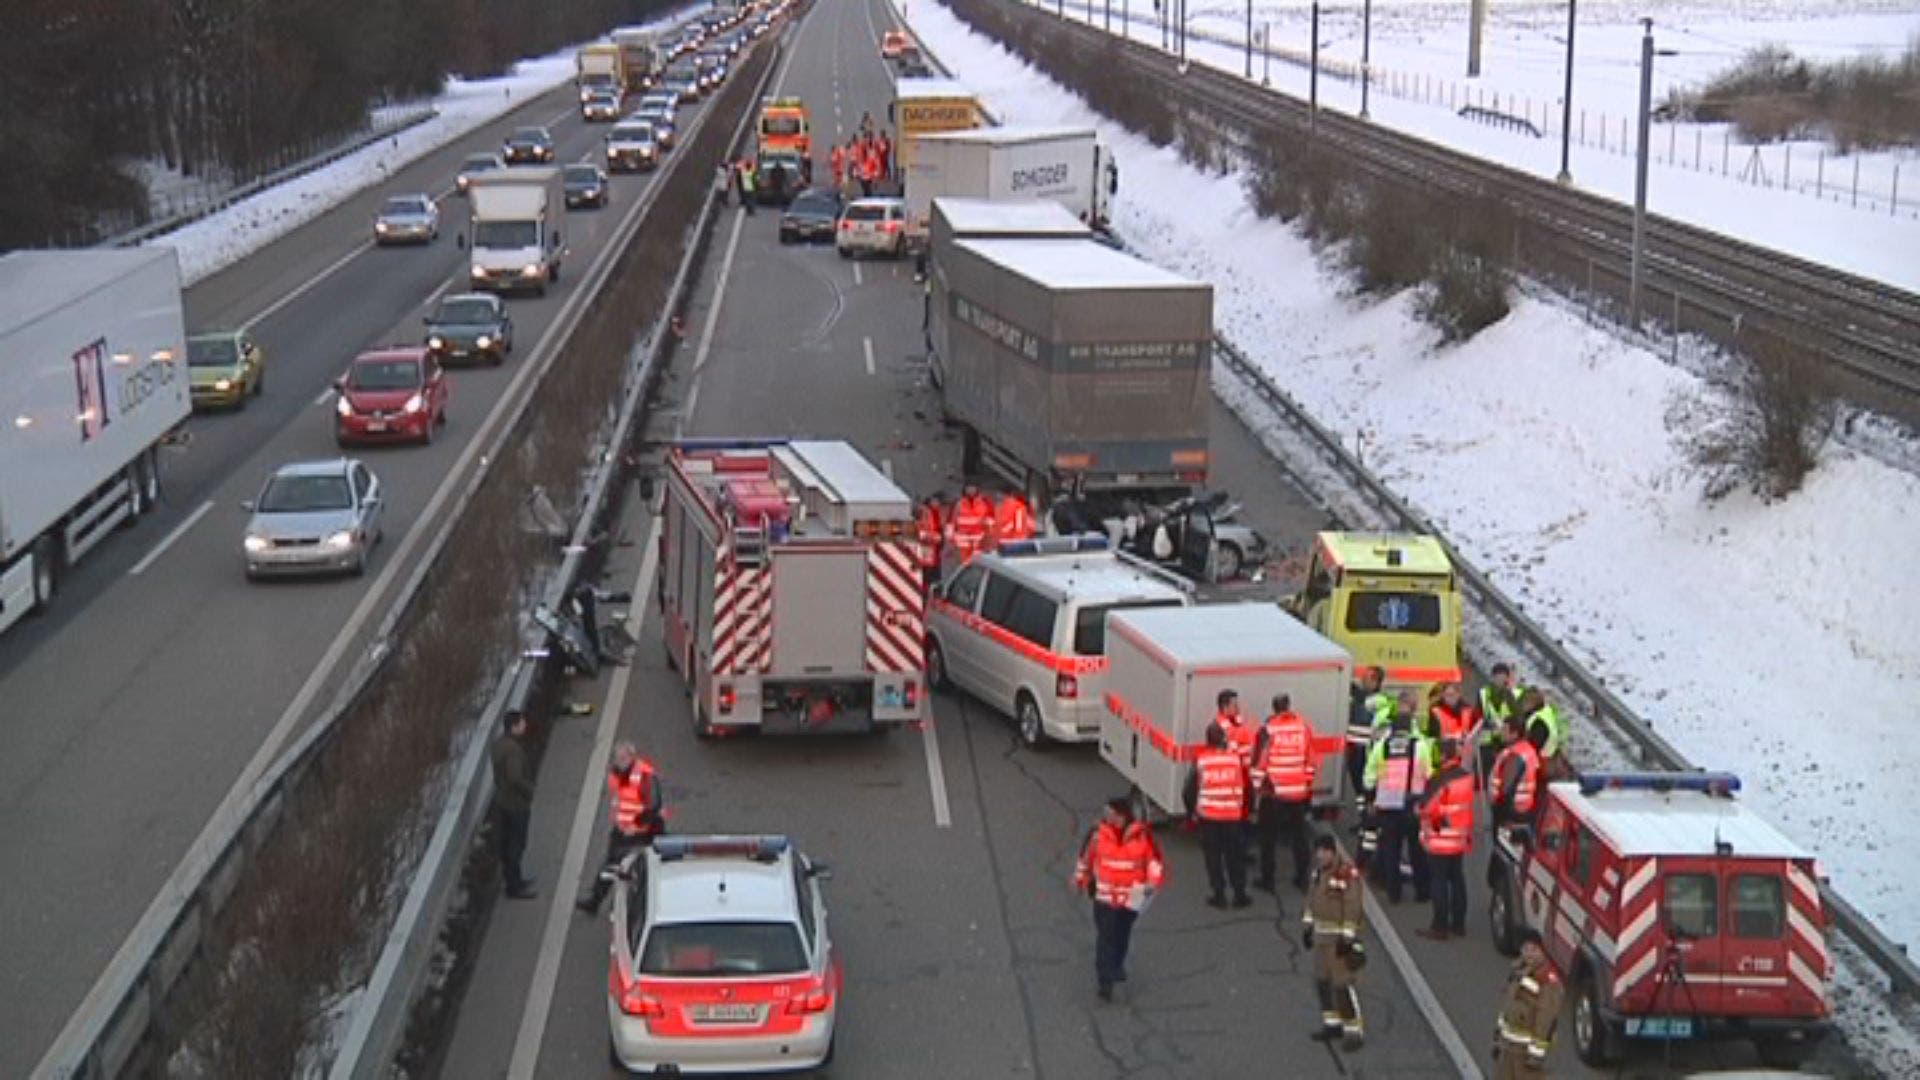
[334,347,448,446]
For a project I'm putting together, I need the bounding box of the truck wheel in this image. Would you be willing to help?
[1488,873,1519,956]
[1755,1037,1813,1069]
[30,538,60,613]
[693,701,715,741]
[1571,969,1621,1066]
[123,456,152,521]
[926,641,950,690]
[1015,692,1048,750]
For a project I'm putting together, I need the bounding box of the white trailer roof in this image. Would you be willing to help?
[954,238,1199,291]
[933,198,1090,238]
[0,248,178,334]
[1110,603,1348,670]
[895,77,971,99]
[918,125,1092,147]
[1551,783,1814,860]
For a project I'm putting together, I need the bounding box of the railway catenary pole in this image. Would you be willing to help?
[1557,0,1577,182]
[1360,0,1373,119]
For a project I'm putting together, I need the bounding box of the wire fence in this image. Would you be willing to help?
[1045,0,1919,220]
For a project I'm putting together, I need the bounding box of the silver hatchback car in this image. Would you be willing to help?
[241,459,384,579]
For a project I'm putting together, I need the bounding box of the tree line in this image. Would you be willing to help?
[0,0,673,250]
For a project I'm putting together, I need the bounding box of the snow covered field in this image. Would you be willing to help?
[1039,0,1920,289]
[905,0,1920,980]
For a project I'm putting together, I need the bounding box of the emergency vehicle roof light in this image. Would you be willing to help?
[655,836,790,862]
[998,534,1109,558]
[675,436,787,453]
[1577,771,1742,797]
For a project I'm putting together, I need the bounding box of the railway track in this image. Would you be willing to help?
[1037,4,1920,407]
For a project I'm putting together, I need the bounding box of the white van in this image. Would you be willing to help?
[926,535,1190,746]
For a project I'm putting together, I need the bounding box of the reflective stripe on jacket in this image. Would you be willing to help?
[1074,820,1166,909]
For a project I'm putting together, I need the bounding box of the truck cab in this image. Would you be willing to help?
[1290,531,1462,704]
[1487,772,1832,1069]
[461,168,564,296]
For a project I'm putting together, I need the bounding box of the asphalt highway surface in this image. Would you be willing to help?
[434,1,1878,1077]
[0,63,737,1077]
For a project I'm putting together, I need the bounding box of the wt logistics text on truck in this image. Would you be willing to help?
[0,249,189,636]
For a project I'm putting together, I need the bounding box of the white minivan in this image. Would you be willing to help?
[926,535,1190,746]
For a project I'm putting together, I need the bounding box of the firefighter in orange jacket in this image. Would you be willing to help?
[1073,796,1165,1001]
[1251,693,1320,894]
[946,483,993,567]
[1417,739,1476,940]
[1303,834,1367,1049]
[829,142,846,190]
[1488,717,1543,829]
[914,493,946,586]
[576,743,663,915]
[993,491,1036,546]
[1184,723,1253,908]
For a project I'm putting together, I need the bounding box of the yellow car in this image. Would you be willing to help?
[188,330,266,410]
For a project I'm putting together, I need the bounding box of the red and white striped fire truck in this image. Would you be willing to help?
[659,438,927,735]
[1487,771,1832,1069]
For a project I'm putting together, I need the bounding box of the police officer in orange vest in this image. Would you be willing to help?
[914,493,946,589]
[1214,688,1257,769]
[946,482,993,567]
[576,742,663,915]
[993,490,1036,546]
[1251,693,1320,895]
[1488,717,1543,829]
[1184,723,1253,908]
[1417,739,1476,940]
[1073,796,1166,1001]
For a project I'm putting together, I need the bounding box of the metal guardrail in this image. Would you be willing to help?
[97,107,438,251]
[935,0,1920,999]
[325,33,788,1079]
[31,38,776,1080]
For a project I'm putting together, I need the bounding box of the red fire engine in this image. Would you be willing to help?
[1487,771,1832,1068]
[659,439,927,735]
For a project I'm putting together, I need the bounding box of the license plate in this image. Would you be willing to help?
[1625,1016,1693,1038]
[690,1003,759,1023]
[366,420,388,432]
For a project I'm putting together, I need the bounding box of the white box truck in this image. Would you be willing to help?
[1100,604,1352,816]
[463,167,565,296]
[906,126,1116,236]
[0,248,189,636]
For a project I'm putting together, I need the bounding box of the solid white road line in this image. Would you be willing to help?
[863,335,876,375]
[922,713,954,828]
[508,516,663,1080]
[313,386,336,407]
[680,208,749,421]
[126,500,214,577]
[853,262,863,286]
[1358,861,1486,1078]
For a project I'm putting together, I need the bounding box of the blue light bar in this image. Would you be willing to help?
[674,437,787,452]
[997,534,1110,558]
[654,835,790,862]
[1578,771,1742,797]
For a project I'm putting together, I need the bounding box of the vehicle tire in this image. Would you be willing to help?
[893,235,906,259]
[927,641,950,691]
[252,369,265,396]
[1755,1037,1814,1069]
[29,538,60,613]
[1571,969,1621,1066]
[693,700,715,741]
[837,246,852,260]
[350,545,368,578]
[1015,692,1047,749]
[1214,542,1244,582]
[821,1034,836,1067]
[779,231,793,245]
[551,262,561,284]
[1488,873,1519,956]
[124,454,154,521]
[421,415,436,446]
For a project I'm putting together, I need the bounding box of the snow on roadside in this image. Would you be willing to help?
[907,0,1920,974]
[1044,0,1920,291]
[150,4,700,286]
